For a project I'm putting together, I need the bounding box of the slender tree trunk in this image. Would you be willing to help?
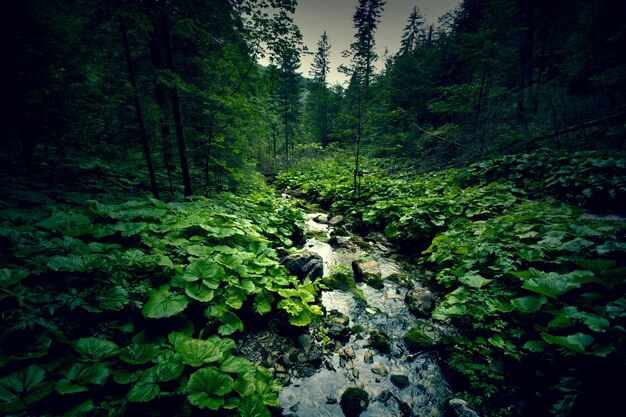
[160,7,192,198]
[119,17,159,199]
[353,82,362,195]
[148,8,174,197]
[517,0,533,127]
[284,87,289,163]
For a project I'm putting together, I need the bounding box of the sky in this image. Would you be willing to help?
[291,0,462,85]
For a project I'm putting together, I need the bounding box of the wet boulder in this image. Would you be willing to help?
[281,250,323,280]
[340,387,369,417]
[369,329,391,354]
[405,286,435,317]
[352,259,384,289]
[403,328,435,353]
[447,398,480,417]
[390,374,410,389]
[329,215,345,226]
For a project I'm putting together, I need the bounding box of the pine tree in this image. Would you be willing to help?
[350,0,386,88]
[400,6,426,55]
[310,31,331,144]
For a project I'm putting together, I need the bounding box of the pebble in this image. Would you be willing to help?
[371,364,389,376]
[344,346,356,359]
[364,351,374,364]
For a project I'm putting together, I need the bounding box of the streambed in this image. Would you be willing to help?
[278,213,453,417]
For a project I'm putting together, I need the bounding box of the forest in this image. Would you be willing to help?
[1,0,625,417]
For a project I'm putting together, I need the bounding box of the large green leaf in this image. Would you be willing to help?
[519,269,594,298]
[238,394,271,417]
[178,337,236,367]
[183,258,224,289]
[184,281,215,302]
[510,295,547,313]
[218,311,244,336]
[459,272,493,288]
[187,367,234,410]
[120,343,161,365]
[74,338,119,362]
[142,285,189,318]
[127,372,160,403]
[221,356,256,374]
[56,363,110,394]
[0,365,53,409]
[254,292,274,315]
[541,332,595,354]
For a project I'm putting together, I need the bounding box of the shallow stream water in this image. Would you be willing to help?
[279,213,452,417]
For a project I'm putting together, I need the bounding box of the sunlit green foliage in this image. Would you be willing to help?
[277,149,626,416]
[0,184,319,416]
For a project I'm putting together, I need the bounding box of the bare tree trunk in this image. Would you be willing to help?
[160,7,192,198]
[119,17,159,199]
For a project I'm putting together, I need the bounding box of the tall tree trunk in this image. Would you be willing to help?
[517,0,533,127]
[148,4,174,197]
[283,87,289,163]
[353,82,362,195]
[119,17,159,199]
[160,7,192,198]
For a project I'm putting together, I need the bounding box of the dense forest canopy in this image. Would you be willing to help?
[1,1,625,417]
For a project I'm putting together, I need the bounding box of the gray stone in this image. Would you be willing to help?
[344,346,356,359]
[371,364,389,376]
[352,259,383,289]
[308,348,322,367]
[281,250,323,280]
[326,395,337,404]
[327,309,350,327]
[330,235,353,248]
[329,215,345,226]
[298,334,312,354]
[328,325,351,342]
[405,286,435,317]
[312,213,329,223]
[448,398,480,417]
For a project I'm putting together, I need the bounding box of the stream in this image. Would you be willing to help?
[278,213,453,417]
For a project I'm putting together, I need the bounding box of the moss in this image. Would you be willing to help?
[390,374,410,389]
[386,273,414,289]
[369,330,391,354]
[304,230,329,241]
[364,274,384,290]
[340,387,369,417]
[351,324,367,334]
[322,266,367,303]
[403,328,434,353]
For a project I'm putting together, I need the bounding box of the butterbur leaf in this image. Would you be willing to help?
[127,374,160,403]
[541,332,595,354]
[59,363,110,393]
[120,343,160,365]
[152,358,184,382]
[221,356,255,374]
[184,281,215,302]
[254,292,274,315]
[218,311,244,336]
[0,365,53,408]
[142,285,189,318]
[178,337,235,367]
[183,258,223,289]
[522,340,546,352]
[238,394,271,417]
[74,338,119,362]
[520,269,594,298]
[187,367,234,410]
[510,295,547,313]
[459,272,493,288]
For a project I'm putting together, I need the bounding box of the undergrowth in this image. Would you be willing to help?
[275,148,626,416]
[0,160,320,416]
